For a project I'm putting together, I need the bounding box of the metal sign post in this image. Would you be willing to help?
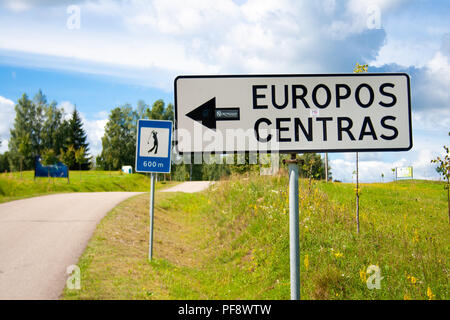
[135,119,173,261]
[285,154,300,300]
[149,172,156,260]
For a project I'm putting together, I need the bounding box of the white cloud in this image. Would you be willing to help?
[330,129,447,183]
[347,0,406,13]
[124,0,240,36]
[343,152,382,162]
[0,0,445,91]
[1,0,81,11]
[413,109,450,133]
[422,51,450,104]
[0,96,15,152]
[0,0,390,90]
[94,110,108,119]
[330,155,438,184]
[65,105,107,157]
[325,0,407,40]
[409,48,450,114]
[368,3,449,69]
[331,157,404,183]
[370,38,438,68]
[412,149,438,180]
[58,101,75,120]
[2,0,31,12]
[82,117,107,157]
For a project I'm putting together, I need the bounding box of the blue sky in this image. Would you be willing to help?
[0,0,449,182]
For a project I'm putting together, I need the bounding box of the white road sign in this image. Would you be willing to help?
[174,74,412,154]
[396,166,413,179]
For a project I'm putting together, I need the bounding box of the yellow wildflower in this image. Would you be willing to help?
[406,274,418,286]
[403,294,411,300]
[304,254,309,271]
[412,230,419,243]
[334,251,343,259]
[427,287,435,300]
[359,268,367,283]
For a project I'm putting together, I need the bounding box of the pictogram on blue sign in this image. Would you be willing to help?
[135,119,173,173]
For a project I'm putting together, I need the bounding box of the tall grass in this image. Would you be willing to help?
[172,174,449,299]
[63,173,449,300]
[207,175,448,299]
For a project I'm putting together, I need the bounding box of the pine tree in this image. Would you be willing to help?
[65,108,90,170]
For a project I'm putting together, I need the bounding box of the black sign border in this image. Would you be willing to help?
[174,73,412,155]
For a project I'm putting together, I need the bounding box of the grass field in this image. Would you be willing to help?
[62,172,449,300]
[0,170,175,203]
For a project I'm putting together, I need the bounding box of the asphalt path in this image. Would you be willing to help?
[0,192,142,300]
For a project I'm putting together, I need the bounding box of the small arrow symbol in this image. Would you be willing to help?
[186,97,240,130]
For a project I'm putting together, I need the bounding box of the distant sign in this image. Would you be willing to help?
[135,119,172,173]
[174,73,412,154]
[396,166,413,179]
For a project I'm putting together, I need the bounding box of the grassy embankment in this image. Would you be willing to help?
[0,170,175,203]
[63,173,449,300]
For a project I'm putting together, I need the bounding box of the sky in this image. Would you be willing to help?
[0,0,449,182]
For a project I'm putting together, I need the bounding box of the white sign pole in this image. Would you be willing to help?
[149,172,156,261]
[287,154,300,300]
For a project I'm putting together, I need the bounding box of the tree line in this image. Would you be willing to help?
[0,90,330,181]
[95,99,330,181]
[95,99,173,171]
[0,90,90,173]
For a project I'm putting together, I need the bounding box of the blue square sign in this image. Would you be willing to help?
[135,119,173,173]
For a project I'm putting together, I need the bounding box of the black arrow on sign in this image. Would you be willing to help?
[186,97,240,130]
